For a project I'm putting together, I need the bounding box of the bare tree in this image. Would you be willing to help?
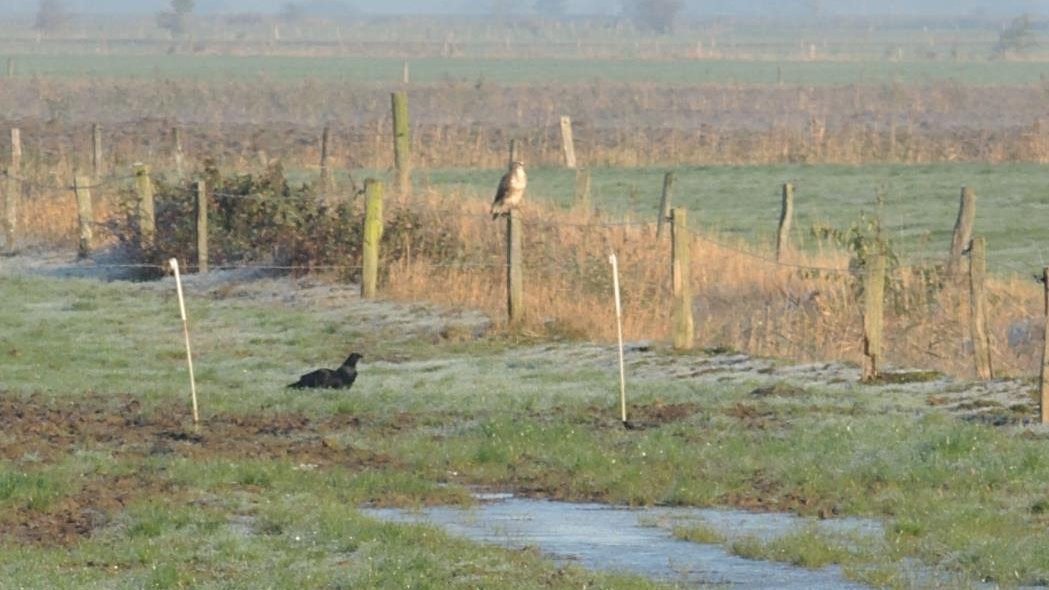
[623,0,683,34]
[992,14,1038,59]
[534,0,568,17]
[157,0,195,40]
[279,2,306,22]
[34,0,68,34]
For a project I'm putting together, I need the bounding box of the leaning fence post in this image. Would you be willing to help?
[507,208,524,323]
[134,164,155,252]
[3,127,21,254]
[862,252,887,382]
[361,179,384,299]
[968,237,993,380]
[777,182,795,262]
[656,171,675,238]
[574,168,591,212]
[391,92,411,195]
[1040,267,1049,424]
[92,123,104,179]
[949,186,975,274]
[671,208,694,350]
[74,176,93,258]
[559,115,577,169]
[196,181,208,274]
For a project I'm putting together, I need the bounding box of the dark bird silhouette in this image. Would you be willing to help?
[288,353,362,390]
[490,161,527,219]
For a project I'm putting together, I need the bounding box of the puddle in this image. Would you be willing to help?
[365,495,876,589]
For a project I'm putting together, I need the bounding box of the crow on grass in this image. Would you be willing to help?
[288,352,362,390]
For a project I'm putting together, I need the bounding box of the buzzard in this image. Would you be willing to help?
[288,352,362,390]
[489,161,527,219]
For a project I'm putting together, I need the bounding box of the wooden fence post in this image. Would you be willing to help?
[508,138,519,164]
[862,253,887,382]
[1040,267,1049,424]
[3,127,21,254]
[172,127,185,179]
[656,171,675,238]
[968,237,993,380]
[949,186,975,274]
[319,125,333,192]
[196,181,208,274]
[402,60,410,84]
[777,182,795,262]
[134,164,155,251]
[391,92,411,195]
[6,57,13,78]
[92,124,104,179]
[361,179,384,299]
[671,208,694,350]
[74,176,93,258]
[507,208,524,323]
[559,115,577,169]
[574,168,591,212]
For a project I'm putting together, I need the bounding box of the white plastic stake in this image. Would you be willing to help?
[609,252,627,423]
[170,258,199,426]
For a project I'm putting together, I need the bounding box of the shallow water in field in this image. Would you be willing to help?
[365,494,878,589]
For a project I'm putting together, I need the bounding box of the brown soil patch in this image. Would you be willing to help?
[0,393,397,546]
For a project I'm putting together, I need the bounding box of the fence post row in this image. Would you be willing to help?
[656,172,675,238]
[968,237,993,380]
[671,208,694,350]
[196,181,208,274]
[559,115,577,169]
[361,178,384,299]
[507,208,524,324]
[949,186,975,274]
[776,182,795,262]
[74,176,93,259]
[3,127,21,254]
[391,92,411,195]
[134,164,155,252]
[862,252,887,382]
[1040,267,1049,424]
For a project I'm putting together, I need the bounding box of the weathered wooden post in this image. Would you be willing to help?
[172,127,185,179]
[319,125,333,192]
[508,138,519,163]
[3,127,21,253]
[574,168,591,212]
[656,172,675,238]
[776,182,795,262]
[559,115,577,169]
[1040,267,1049,424]
[391,92,411,195]
[862,253,887,381]
[949,186,975,274]
[134,164,155,251]
[92,123,104,179]
[968,237,993,380]
[670,208,694,350]
[507,208,524,323]
[6,57,14,78]
[74,176,93,258]
[361,179,384,299]
[402,60,410,84]
[196,181,208,274]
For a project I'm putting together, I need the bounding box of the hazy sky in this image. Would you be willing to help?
[4,0,1046,16]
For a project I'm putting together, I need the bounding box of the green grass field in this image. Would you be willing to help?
[7,53,1049,86]
[2,267,1049,587]
[408,162,1049,272]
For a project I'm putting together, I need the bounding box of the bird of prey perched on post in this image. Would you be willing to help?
[490,161,527,219]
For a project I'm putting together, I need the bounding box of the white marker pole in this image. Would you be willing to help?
[609,252,627,424]
[170,258,199,426]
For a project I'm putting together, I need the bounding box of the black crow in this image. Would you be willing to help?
[288,353,362,390]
